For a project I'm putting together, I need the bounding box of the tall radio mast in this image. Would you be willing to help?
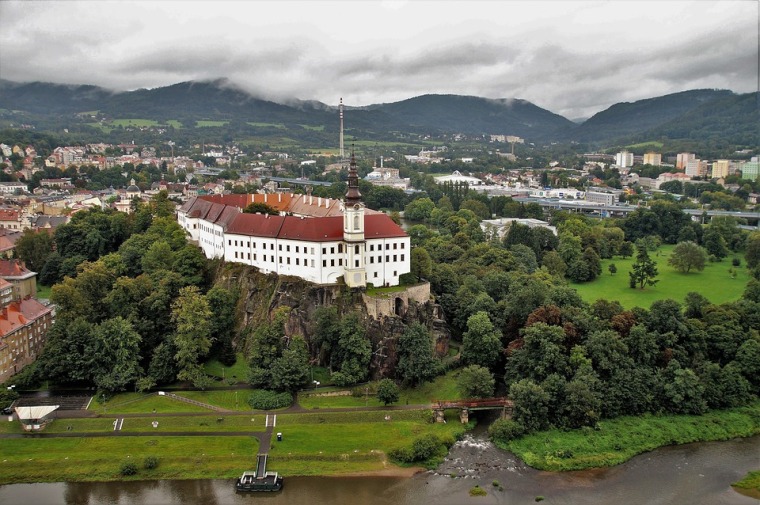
[339,97,345,160]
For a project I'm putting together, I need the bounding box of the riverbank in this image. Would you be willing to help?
[0,408,466,484]
[733,470,760,500]
[500,402,760,471]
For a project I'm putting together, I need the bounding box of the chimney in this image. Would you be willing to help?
[380,156,383,168]
[278,193,282,203]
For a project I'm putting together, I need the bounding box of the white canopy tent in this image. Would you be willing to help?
[15,405,59,431]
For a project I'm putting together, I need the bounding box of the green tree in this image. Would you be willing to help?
[509,379,550,432]
[608,263,617,275]
[629,243,659,289]
[461,311,502,370]
[243,202,279,215]
[141,240,175,274]
[404,197,436,222]
[271,335,310,393]
[171,285,212,382]
[703,228,728,260]
[396,323,438,386]
[248,308,289,388]
[457,364,495,398]
[745,232,760,269]
[377,378,400,405]
[14,229,54,273]
[410,247,432,282]
[668,241,708,274]
[331,313,371,386]
[506,323,568,384]
[91,317,142,393]
[206,286,238,365]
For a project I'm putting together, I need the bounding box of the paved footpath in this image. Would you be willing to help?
[0,403,434,442]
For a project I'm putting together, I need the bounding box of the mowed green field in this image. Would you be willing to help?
[572,244,750,309]
[0,409,464,483]
[111,118,160,127]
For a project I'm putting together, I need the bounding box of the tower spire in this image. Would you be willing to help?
[339,97,345,160]
[345,147,362,206]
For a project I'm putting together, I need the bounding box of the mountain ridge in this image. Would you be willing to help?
[0,78,752,145]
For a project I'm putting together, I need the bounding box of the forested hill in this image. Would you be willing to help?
[366,94,576,139]
[0,79,754,144]
[563,89,735,144]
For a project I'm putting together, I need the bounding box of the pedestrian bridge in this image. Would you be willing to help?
[434,398,513,423]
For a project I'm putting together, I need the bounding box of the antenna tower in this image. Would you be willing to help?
[339,98,345,160]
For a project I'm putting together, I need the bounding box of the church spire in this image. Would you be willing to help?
[345,149,362,206]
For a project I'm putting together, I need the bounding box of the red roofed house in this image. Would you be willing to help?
[178,154,410,287]
[0,296,54,383]
[0,259,37,300]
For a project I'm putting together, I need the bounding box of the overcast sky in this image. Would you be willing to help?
[0,0,757,119]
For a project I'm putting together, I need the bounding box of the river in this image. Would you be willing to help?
[1,430,757,505]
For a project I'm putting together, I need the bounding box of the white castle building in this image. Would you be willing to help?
[178,155,410,287]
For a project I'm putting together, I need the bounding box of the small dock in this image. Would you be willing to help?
[256,454,268,477]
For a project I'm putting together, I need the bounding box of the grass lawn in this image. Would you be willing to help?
[299,124,325,131]
[505,402,760,471]
[247,122,285,129]
[626,140,664,150]
[0,436,258,483]
[571,244,750,309]
[0,408,467,482]
[270,409,466,475]
[202,353,248,382]
[297,369,462,409]
[112,118,160,127]
[36,283,52,299]
[195,120,228,127]
[165,119,183,128]
[179,390,261,411]
[89,393,210,414]
[0,414,265,434]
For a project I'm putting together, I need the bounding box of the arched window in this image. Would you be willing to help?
[354,214,360,230]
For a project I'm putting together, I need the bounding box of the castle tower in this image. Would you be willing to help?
[343,150,366,288]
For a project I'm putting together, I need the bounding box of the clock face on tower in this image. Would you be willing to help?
[354,204,361,210]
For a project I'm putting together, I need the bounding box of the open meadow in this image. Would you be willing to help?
[571,244,750,309]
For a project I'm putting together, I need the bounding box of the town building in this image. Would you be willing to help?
[615,151,633,168]
[0,260,37,300]
[0,296,55,383]
[480,218,557,240]
[585,191,617,206]
[643,152,662,166]
[685,159,709,178]
[740,157,760,181]
[178,155,410,287]
[711,160,731,179]
[676,152,696,170]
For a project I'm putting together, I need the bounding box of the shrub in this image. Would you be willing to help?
[469,485,487,496]
[144,456,158,470]
[390,434,444,463]
[248,390,293,410]
[732,257,741,267]
[488,418,525,444]
[120,462,138,476]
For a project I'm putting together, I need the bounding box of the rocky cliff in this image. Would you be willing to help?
[213,262,451,380]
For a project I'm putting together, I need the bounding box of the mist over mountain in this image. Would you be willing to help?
[0,78,753,146]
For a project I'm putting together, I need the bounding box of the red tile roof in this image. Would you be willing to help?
[0,259,34,278]
[0,298,52,337]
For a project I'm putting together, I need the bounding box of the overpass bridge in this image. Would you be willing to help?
[434,398,513,424]
[512,197,760,227]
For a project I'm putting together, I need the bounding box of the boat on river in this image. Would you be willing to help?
[235,454,283,492]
